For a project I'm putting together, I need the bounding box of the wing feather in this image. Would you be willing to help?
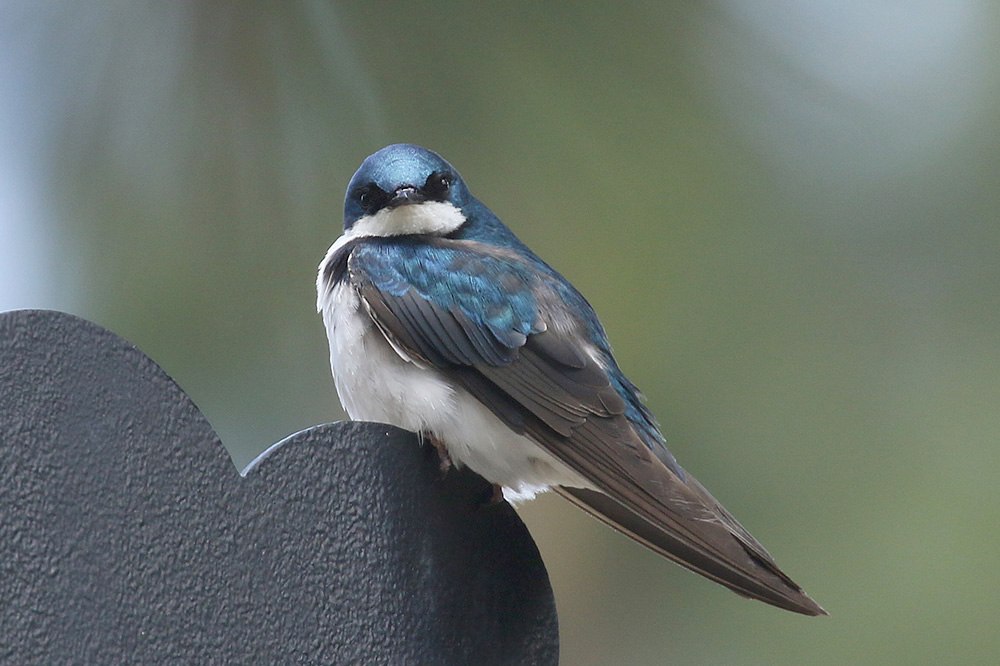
[344,239,825,616]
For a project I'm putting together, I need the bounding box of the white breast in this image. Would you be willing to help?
[317,260,593,502]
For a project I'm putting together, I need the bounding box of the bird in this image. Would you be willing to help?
[316,143,825,616]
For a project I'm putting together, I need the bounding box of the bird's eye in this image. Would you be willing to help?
[355,184,383,213]
[424,171,452,200]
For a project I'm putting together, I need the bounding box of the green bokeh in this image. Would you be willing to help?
[4,2,1000,664]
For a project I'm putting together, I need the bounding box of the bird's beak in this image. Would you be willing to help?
[387,186,426,209]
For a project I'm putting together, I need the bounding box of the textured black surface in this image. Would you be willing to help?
[0,309,558,665]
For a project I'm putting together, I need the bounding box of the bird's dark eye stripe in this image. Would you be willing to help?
[424,171,452,199]
[356,184,387,213]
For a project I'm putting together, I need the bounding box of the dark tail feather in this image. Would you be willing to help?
[555,485,827,616]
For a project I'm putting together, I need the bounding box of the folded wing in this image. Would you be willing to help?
[348,238,825,616]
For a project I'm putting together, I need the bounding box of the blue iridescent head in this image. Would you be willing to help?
[343,144,470,232]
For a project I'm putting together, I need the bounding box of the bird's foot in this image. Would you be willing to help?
[426,434,452,475]
[478,483,506,506]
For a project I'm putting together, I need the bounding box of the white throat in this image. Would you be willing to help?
[351,201,466,238]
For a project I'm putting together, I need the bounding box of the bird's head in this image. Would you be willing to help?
[343,144,470,237]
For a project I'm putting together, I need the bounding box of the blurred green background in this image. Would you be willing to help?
[3,2,1000,664]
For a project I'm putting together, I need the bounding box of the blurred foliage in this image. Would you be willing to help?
[3,1,1000,664]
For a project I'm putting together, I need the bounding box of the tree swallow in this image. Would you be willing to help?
[317,144,825,616]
